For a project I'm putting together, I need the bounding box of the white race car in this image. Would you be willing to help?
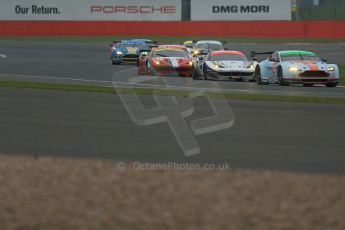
[193,51,257,81]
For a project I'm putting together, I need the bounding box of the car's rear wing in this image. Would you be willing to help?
[149,45,158,49]
[250,51,274,58]
[140,49,152,53]
[145,41,158,45]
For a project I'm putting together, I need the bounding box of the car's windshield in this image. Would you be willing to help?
[280,53,321,62]
[211,54,247,61]
[196,43,222,50]
[153,50,188,58]
[300,54,322,61]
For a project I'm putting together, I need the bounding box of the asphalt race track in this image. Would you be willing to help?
[0,41,345,174]
[0,88,344,174]
[0,41,345,97]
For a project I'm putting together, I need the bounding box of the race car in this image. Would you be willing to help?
[110,39,153,65]
[182,40,196,49]
[192,40,225,57]
[137,47,193,77]
[182,40,196,53]
[252,50,340,87]
[193,51,257,81]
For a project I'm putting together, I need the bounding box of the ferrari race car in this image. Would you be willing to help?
[193,51,257,81]
[192,40,225,57]
[110,39,154,65]
[137,47,193,77]
[252,50,340,87]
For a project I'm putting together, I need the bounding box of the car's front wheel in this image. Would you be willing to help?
[325,82,338,88]
[277,67,289,86]
[255,66,263,85]
[192,67,203,80]
[202,64,209,80]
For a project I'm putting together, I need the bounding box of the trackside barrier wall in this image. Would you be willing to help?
[0,21,345,39]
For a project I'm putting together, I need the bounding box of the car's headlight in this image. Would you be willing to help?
[152,58,160,65]
[188,61,193,66]
[212,62,225,70]
[327,67,335,71]
[193,50,200,55]
[116,51,123,55]
[248,64,255,69]
[288,66,301,72]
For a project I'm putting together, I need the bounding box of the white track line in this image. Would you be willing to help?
[0,73,251,93]
[284,43,311,45]
[0,73,112,84]
[0,73,270,93]
[0,54,7,58]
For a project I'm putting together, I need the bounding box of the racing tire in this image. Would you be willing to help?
[146,63,156,76]
[192,67,203,80]
[277,67,289,86]
[325,82,338,88]
[277,66,288,86]
[202,64,209,80]
[255,66,264,85]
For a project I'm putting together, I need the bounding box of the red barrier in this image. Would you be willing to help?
[0,21,344,39]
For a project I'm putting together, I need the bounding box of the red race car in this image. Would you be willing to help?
[138,47,193,77]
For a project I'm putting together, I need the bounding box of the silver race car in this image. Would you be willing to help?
[193,50,257,81]
[252,50,340,87]
[192,40,225,57]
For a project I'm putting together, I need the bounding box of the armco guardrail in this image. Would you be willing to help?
[0,21,345,39]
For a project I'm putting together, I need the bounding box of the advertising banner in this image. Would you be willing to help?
[0,0,181,21]
[191,0,291,21]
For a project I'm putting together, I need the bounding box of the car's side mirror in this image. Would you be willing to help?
[252,58,258,61]
[198,57,204,61]
[269,57,277,62]
[322,58,327,62]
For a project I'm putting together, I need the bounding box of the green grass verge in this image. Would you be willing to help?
[0,36,344,44]
[0,80,344,105]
